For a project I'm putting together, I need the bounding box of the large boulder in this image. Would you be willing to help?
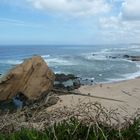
[0,56,55,101]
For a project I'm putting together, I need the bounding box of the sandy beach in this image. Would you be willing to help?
[49,77,140,118]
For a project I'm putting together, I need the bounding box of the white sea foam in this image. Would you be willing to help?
[106,63,140,83]
[124,63,140,79]
[112,45,140,51]
[0,60,22,65]
[54,71,63,74]
[105,77,128,83]
[132,49,140,52]
[1,45,140,85]
[88,55,107,60]
[82,52,121,61]
[44,57,75,66]
[82,52,107,61]
[129,44,140,49]
[107,72,140,83]
[42,55,50,59]
[81,47,119,61]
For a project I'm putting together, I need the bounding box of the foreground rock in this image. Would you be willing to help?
[0,56,55,102]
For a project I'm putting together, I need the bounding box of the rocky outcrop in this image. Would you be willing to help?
[123,55,140,61]
[104,54,140,61]
[123,55,130,59]
[55,73,77,82]
[0,56,55,101]
[54,73,81,91]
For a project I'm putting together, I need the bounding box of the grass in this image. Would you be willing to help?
[0,117,140,140]
[0,101,140,140]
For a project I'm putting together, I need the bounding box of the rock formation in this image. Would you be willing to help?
[123,55,140,61]
[0,56,55,101]
[55,73,77,82]
[54,73,81,91]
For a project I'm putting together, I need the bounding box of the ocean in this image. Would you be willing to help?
[0,44,140,84]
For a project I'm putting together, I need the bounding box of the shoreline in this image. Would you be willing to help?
[48,76,140,118]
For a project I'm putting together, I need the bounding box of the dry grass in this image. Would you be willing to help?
[0,99,139,133]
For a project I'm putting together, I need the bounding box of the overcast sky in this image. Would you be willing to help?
[0,0,140,45]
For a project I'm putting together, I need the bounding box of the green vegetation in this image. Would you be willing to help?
[0,117,140,140]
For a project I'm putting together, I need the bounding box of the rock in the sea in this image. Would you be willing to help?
[0,56,55,101]
[123,55,140,61]
[130,56,140,61]
[123,55,130,59]
[108,56,117,59]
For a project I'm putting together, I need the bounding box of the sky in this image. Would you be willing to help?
[0,0,140,45]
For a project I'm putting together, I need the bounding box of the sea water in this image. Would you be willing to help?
[0,44,140,83]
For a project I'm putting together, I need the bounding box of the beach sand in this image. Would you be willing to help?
[48,77,140,118]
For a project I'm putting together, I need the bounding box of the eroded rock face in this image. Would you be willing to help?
[0,56,55,101]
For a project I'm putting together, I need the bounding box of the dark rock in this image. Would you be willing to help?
[54,83,65,89]
[131,57,140,61]
[111,56,117,59]
[73,80,81,89]
[54,82,79,91]
[107,56,117,59]
[54,73,80,91]
[66,86,75,91]
[123,55,140,61]
[55,73,77,82]
[123,55,130,58]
